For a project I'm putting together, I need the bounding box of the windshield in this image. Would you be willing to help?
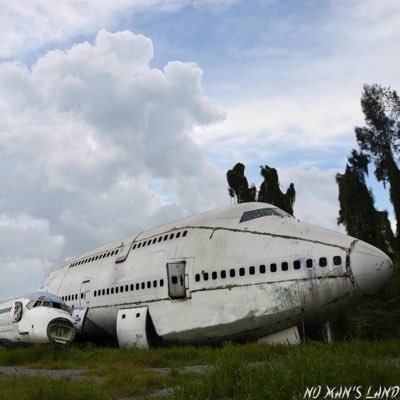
[240,207,292,223]
[26,296,71,314]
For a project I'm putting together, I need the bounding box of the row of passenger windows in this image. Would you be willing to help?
[94,279,165,297]
[62,293,81,302]
[194,256,342,282]
[69,249,120,268]
[132,230,188,251]
[0,306,12,314]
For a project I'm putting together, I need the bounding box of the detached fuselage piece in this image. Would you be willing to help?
[41,203,393,348]
[0,292,75,345]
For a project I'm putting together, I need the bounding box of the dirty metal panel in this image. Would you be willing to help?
[167,261,186,299]
[116,306,149,349]
[71,306,88,334]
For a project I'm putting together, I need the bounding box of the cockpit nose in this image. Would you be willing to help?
[350,240,393,295]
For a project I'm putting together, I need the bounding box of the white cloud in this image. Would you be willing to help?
[0,29,227,299]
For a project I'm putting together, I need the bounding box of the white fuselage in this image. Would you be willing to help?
[41,203,393,346]
[0,293,75,345]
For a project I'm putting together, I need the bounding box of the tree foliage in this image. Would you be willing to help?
[226,163,296,215]
[355,84,400,249]
[336,150,394,253]
[258,166,296,216]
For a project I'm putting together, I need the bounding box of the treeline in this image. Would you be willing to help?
[226,83,400,339]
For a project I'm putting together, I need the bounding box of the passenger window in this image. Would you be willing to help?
[147,281,151,288]
[107,252,110,257]
[230,269,235,278]
[106,288,109,295]
[160,279,164,287]
[259,265,266,274]
[239,267,245,276]
[306,259,313,268]
[158,237,162,242]
[153,280,157,288]
[170,234,174,239]
[141,282,145,289]
[136,283,139,290]
[120,286,124,293]
[130,284,134,291]
[94,291,97,297]
[153,238,157,244]
[183,231,187,237]
[270,263,277,272]
[319,257,327,267]
[195,274,200,282]
[282,262,288,271]
[203,272,209,281]
[294,260,301,270]
[138,243,142,248]
[133,244,137,249]
[333,256,342,265]
[111,288,114,294]
[221,270,226,279]
[177,232,181,238]
[212,271,217,280]
[249,266,255,275]
[125,285,128,291]
[172,276,178,284]
[116,287,119,293]
[164,235,168,241]
[102,289,105,296]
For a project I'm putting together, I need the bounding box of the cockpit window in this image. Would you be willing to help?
[26,297,70,314]
[240,208,291,222]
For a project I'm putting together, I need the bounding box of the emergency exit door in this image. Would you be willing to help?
[167,261,187,299]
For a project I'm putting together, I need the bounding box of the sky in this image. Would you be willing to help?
[1,0,399,299]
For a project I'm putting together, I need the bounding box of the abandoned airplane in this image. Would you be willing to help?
[0,292,75,345]
[40,202,393,348]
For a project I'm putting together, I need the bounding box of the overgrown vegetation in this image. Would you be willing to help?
[0,341,399,399]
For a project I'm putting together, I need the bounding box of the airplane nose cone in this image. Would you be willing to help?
[350,241,393,295]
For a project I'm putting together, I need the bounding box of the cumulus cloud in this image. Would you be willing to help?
[0,29,226,299]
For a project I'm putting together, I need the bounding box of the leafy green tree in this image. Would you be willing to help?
[336,150,394,253]
[226,163,256,204]
[258,166,296,216]
[226,163,296,215]
[355,84,400,249]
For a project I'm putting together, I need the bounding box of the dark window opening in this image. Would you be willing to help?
[260,264,266,274]
[141,282,145,289]
[333,256,342,266]
[153,238,157,244]
[294,260,301,270]
[130,284,134,291]
[195,274,200,282]
[138,243,142,248]
[282,262,288,271]
[239,267,245,276]
[158,237,162,242]
[221,270,226,279]
[306,259,313,268]
[102,289,105,296]
[270,263,277,272]
[106,288,109,295]
[111,288,114,294]
[136,283,139,290]
[116,287,119,293]
[176,232,181,238]
[319,257,328,267]
[120,286,124,293]
[153,280,157,288]
[125,285,129,291]
[170,234,174,239]
[172,276,178,284]
[230,269,235,278]
[147,281,151,288]
[183,231,187,237]
[203,272,209,281]
[249,266,255,275]
[160,279,164,287]
[212,271,217,280]
[94,291,97,297]
[164,235,168,241]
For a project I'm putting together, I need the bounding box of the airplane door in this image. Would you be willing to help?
[80,280,91,306]
[167,261,186,299]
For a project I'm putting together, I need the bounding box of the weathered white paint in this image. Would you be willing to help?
[0,292,75,345]
[40,203,393,347]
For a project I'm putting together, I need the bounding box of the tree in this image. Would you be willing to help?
[226,163,256,204]
[258,166,296,216]
[336,150,394,253]
[355,84,400,249]
[226,163,296,215]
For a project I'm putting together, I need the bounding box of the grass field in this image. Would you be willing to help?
[0,340,399,399]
